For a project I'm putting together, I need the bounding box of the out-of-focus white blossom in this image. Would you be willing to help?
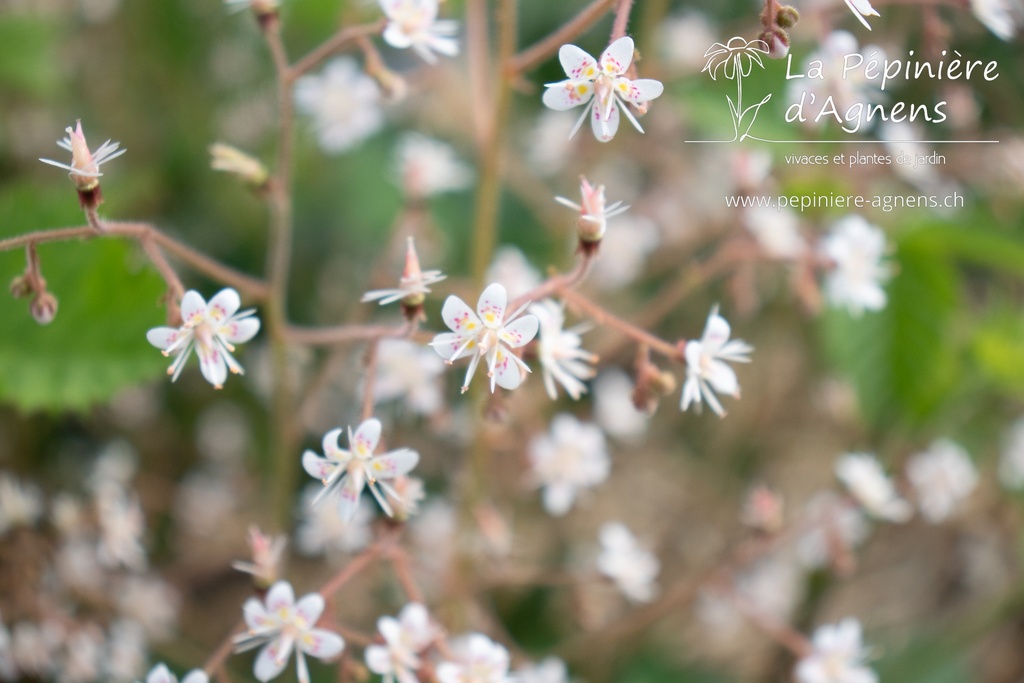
[528,415,610,516]
[380,0,459,64]
[526,111,576,176]
[295,58,384,154]
[681,306,753,417]
[593,369,648,440]
[395,133,472,197]
[588,215,660,289]
[362,237,446,307]
[795,618,877,683]
[430,283,539,393]
[513,658,570,683]
[116,576,179,640]
[384,476,426,521]
[820,215,890,317]
[530,300,597,400]
[596,522,659,603]
[906,439,977,523]
[94,484,147,570]
[105,619,147,683]
[174,470,240,538]
[0,472,43,534]
[485,247,541,300]
[295,486,373,558]
[835,453,912,522]
[1000,419,1024,489]
[233,581,344,683]
[796,491,868,570]
[435,633,511,683]
[302,418,420,521]
[743,205,806,259]
[60,627,104,683]
[543,37,664,142]
[147,288,260,388]
[142,662,209,683]
[10,621,59,679]
[659,13,718,72]
[39,120,125,192]
[373,339,447,415]
[971,0,1017,39]
[365,602,436,683]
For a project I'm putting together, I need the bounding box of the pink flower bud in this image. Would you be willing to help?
[30,292,58,325]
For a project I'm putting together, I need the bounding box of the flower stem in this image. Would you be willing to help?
[505,0,616,76]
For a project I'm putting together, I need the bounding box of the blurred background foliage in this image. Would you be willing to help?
[1,0,1024,681]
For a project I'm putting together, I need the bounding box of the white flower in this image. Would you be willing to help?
[554,176,629,244]
[430,283,539,393]
[972,0,1017,39]
[295,485,373,558]
[106,619,147,682]
[795,618,877,683]
[39,120,125,192]
[373,339,446,415]
[596,522,659,602]
[588,215,660,289]
[380,0,459,64]
[513,658,570,683]
[0,472,43,534]
[435,633,511,683]
[999,418,1024,489]
[141,663,209,683]
[681,306,753,417]
[233,581,345,683]
[365,603,436,683]
[796,491,868,570]
[835,453,912,522]
[362,237,446,306]
[593,369,648,440]
[743,205,806,259]
[94,483,147,570]
[658,13,717,72]
[528,415,610,516]
[116,576,180,640]
[395,133,472,197]
[302,418,420,521]
[485,247,541,300]
[295,58,383,154]
[147,288,260,389]
[843,0,880,30]
[529,300,597,400]
[906,439,977,523]
[820,215,890,317]
[542,37,664,142]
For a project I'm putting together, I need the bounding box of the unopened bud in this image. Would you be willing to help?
[650,370,677,395]
[776,5,800,29]
[759,29,790,60]
[9,274,31,299]
[231,525,287,589]
[30,291,58,325]
[741,485,785,534]
[209,143,269,188]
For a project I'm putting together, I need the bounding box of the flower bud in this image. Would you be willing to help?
[759,29,790,60]
[741,485,785,534]
[30,291,58,325]
[9,274,31,299]
[209,143,269,188]
[231,525,287,589]
[775,5,800,29]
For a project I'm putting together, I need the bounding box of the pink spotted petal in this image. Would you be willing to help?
[196,340,228,387]
[701,310,731,349]
[430,332,477,360]
[558,43,599,80]
[146,327,180,350]
[265,581,296,612]
[600,36,634,75]
[492,348,523,391]
[616,77,664,104]
[294,593,325,627]
[207,288,241,321]
[441,295,481,334]
[368,449,420,479]
[320,428,345,460]
[302,628,344,660]
[476,283,508,327]
[351,418,382,455]
[591,96,621,142]
[337,471,366,522]
[222,316,260,344]
[180,290,207,324]
[254,639,292,683]
[242,596,272,631]
[302,451,337,481]
[542,80,595,111]
[500,314,539,348]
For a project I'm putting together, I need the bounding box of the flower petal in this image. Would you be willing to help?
[254,640,292,683]
[294,593,326,626]
[500,314,539,348]
[321,428,345,459]
[476,283,507,327]
[221,316,260,344]
[302,628,344,660]
[207,288,241,321]
[617,78,664,105]
[368,448,420,479]
[180,290,207,324]
[492,347,523,390]
[591,97,621,142]
[181,671,210,683]
[146,664,175,683]
[558,43,599,80]
[704,359,739,396]
[365,644,392,674]
[542,80,595,111]
[302,451,337,481]
[352,418,382,456]
[196,341,228,387]
[441,295,481,335]
[430,331,477,360]
[146,327,181,350]
[600,36,634,75]
[337,471,365,522]
[266,581,296,611]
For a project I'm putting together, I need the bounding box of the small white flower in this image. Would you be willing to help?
[0,472,43,534]
[820,215,890,317]
[380,0,459,64]
[658,13,718,72]
[296,485,373,558]
[528,414,610,516]
[141,663,209,683]
[835,453,912,522]
[362,237,446,306]
[795,618,877,683]
[117,576,180,640]
[430,283,539,393]
[796,491,868,570]
[365,603,437,683]
[94,483,147,570]
[906,439,977,523]
[39,120,125,192]
[593,369,648,440]
[971,0,1017,39]
[542,36,665,142]
[588,215,660,289]
[295,58,383,154]
[530,300,597,401]
[435,633,511,683]
[513,658,570,683]
[373,339,447,415]
[233,581,345,683]
[485,247,541,300]
[147,288,260,389]
[395,133,472,197]
[302,418,420,521]
[999,418,1024,489]
[596,522,659,603]
[843,0,880,30]
[681,306,753,417]
[743,205,806,259]
[554,176,629,244]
